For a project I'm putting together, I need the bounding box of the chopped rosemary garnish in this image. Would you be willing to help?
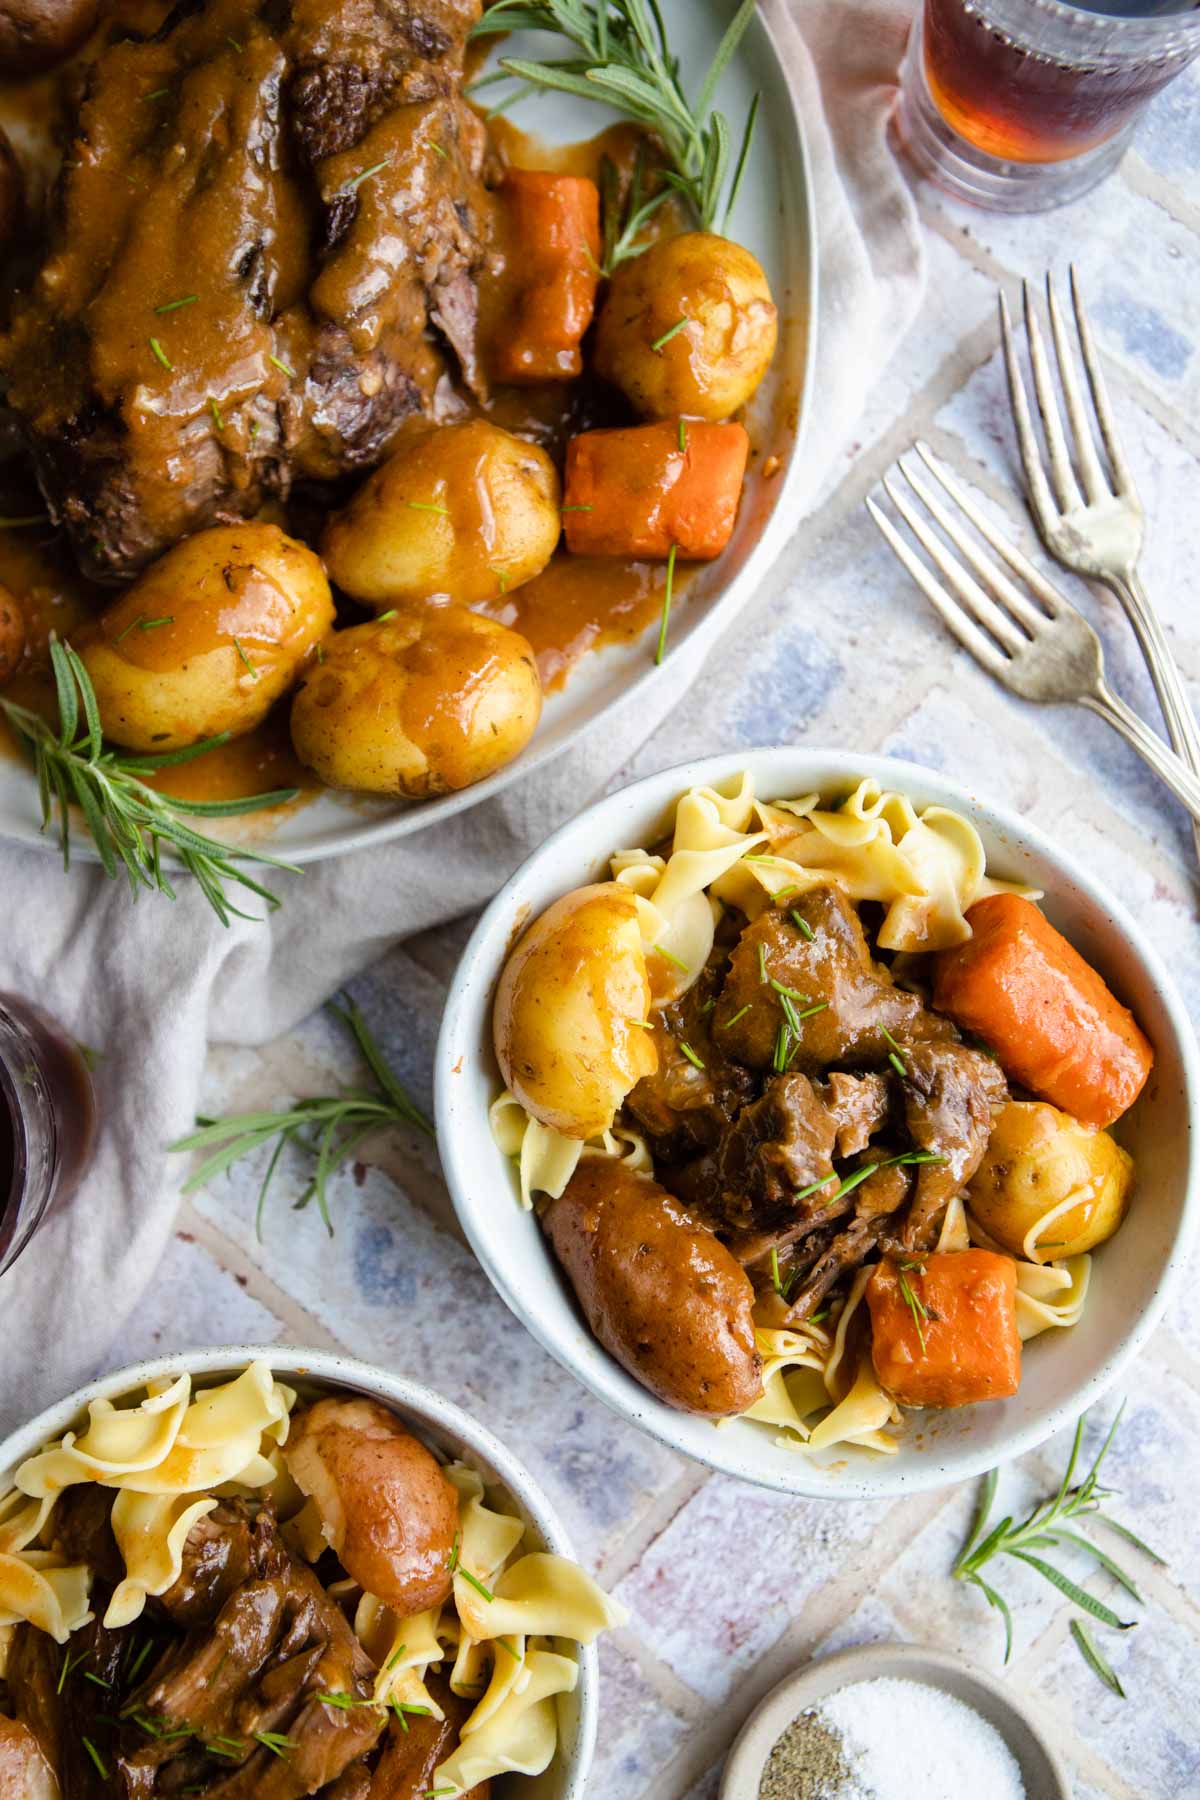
[82,1670,111,1689]
[0,640,298,924]
[678,417,688,452]
[404,500,451,516]
[57,1645,88,1692]
[126,1638,156,1684]
[629,1018,654,1029]
[474,0,760,233]
[268,353,296,378]
[172,995,432,1237]
[953,1404,1161,1685]
[794,1171,837,1203]
[209,397,225,432]
[145,87,169,99]
[447,1538,460,1575]
[897,1266,928,1353]
[650,317,688,353]
[769,976,812,1005]
[148,336,173,370]
[597,142,671,273]
[207,1734,246,1757]
[155,294,198,313]
[386,1643,408,1671]
[654,942,689,973]
[341,155,392,193]
[376,609,397,622]
[654,542,677,665]
[492,565,509,593]
[457,1565,495,1603]
[722,1002,751,1029]
[758,943,768,983]
[0,513,47,528]
[493,1637,522,1661]
[560,503,593,512]
[254,1731,295,1758]
[317,1692,372,1711]
[790,909,815,941]
[232,636,258,679]
[82,1740,108,1778]
[678,1041,705,1070]
[880,1026,907,1075]
[770,1247,783,1295]
[771,1018,794,1073]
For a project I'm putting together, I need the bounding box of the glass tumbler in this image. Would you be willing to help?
[0,993,96,1276]
[894,0,1200,212]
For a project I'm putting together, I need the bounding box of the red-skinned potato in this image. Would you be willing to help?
[285,1397,458,1617]
[494,882,658,1140]
[544,1158,763,1416]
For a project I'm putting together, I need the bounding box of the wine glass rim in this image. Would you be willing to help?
[958,0,1200,44]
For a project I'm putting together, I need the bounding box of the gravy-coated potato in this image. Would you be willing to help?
[0,582,24,683]
[80,524,333,751]
[593,231,777,423]
[494,882,657,1140]
[285,1396,458,1617]
[322,420,561,607]
[967,1100,1133,1260]
[545,1158,763,1415]
[290,605,541,797]
[0,0,98,73]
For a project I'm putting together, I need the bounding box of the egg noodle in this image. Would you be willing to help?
[0,1362,626,1796]
[490,772,1103,1459]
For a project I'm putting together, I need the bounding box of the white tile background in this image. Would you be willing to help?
[102,46,1200,1800]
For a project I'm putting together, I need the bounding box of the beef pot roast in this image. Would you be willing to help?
[0,0,489,580]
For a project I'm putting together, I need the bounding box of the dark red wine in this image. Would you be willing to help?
[0,994,96,1275]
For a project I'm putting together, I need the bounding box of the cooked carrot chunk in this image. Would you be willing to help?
[490,172,601,383]
[868,1250,1021,1410]
[562,420,749,559]
[933,893,1153,1129]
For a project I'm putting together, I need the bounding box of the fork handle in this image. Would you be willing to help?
[1108,569,1200,854]
[1084,682,1200,828]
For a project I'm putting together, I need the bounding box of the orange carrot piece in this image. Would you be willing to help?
[562,421,749,559]
[933,893,1153,1129]
[868,1250,1021,1411]
[490,172,600,383]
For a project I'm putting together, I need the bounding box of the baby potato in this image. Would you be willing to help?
[0,0,98,73]
[967,1100,1134,1260]
[494,882,658,1140]
[285,1397,458,1617]
[290,604,541,797]
[80,524,333,752]
[322,420,561,607]
[545,1157,763,1415]
[0,583,24,683]
[593,231,778,423]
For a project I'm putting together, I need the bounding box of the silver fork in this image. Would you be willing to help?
[1001,269,1200,857]
[866,443,1200,828]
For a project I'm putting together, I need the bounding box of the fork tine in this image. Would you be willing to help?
[1022,277,1085,515]
[880,474,1027,655]
[913,441,1072,618]
[866,497,1010,677]
[1045,272,1108,505]
[896,459,1047,639]
[999,292,1059,543]
[1069,264,1139,501]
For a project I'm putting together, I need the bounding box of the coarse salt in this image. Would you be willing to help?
[814,1677,1026,1800]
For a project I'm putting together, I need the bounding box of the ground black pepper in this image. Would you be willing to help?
[757,1708,854,1798]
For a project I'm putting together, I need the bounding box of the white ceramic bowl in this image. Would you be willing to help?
[0,1345,597,1800]
[436,748,1200,1499]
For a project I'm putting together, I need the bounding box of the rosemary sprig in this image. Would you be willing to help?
[0,640,299,925]
[473,0,760,232]
[599,144,672,272]
[170,996,432,1238]
[953,1404,1163,1690]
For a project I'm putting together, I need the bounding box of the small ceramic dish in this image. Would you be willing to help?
[719,1642,1070,1798]
[0,1344,598,1800]
[435,747,1200,1499]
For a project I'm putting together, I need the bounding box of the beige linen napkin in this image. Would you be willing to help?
[0,0,924,1431]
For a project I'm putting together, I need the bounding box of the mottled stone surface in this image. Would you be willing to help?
[100,65,1199,1800]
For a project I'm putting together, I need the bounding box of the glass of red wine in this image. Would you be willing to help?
[894,0,1200,211]
[0,994,96,1277]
